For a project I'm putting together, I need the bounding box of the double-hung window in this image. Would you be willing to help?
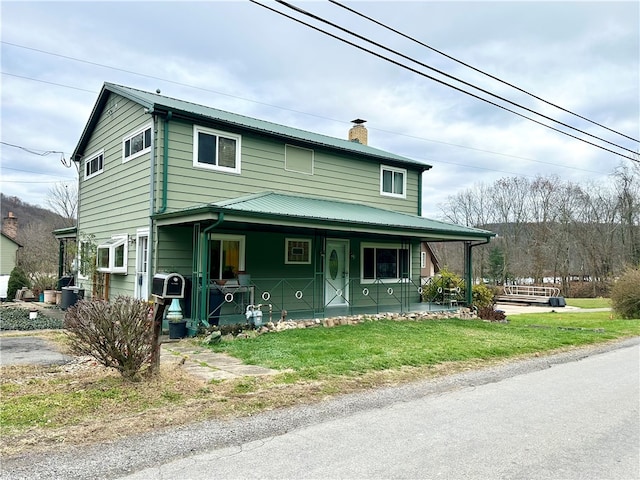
[361,243,410,283]
[380,165,406,198]
[85,150,104,179]
[123,124,152,162]
[193,125,241,174]
[97,235,128,274]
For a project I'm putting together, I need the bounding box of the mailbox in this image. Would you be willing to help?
[152,273,185,299]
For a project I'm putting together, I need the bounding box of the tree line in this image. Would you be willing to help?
[433,163,640,297]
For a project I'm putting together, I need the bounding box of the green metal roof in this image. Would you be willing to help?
[73,82,430,171]
[155,192,494,241]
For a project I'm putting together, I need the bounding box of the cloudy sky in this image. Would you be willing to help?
[2,1,638,219]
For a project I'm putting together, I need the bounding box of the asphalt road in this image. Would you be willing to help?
[0,336,71,366]
[2,338,638,480]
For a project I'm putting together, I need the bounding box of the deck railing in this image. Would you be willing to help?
[503,284,560,298]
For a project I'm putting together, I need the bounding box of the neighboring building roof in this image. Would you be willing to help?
[1,231,22,247]
[72,83,431,171]
[53,226,77,240]
[154,191,494,241]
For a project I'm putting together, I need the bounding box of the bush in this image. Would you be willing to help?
[472,283,495,308]
[611,267,640,319]
[424,267,465,303]
[7,267,30,301]
[0,307,64,330]
[476,306,507,322]
[64,296,154,380]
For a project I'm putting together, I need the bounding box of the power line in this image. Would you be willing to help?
[263,0,637,161]
[329,0,639,144]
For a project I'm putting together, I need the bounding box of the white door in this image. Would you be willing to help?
[135,230,149,300]
[325,239,349,306]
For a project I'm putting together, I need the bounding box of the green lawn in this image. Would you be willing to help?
[565,298,611,308]
[208,312,639,380]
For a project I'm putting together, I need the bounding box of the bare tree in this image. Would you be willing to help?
[46,182,77,225]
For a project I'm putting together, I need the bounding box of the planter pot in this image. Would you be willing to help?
[168,320,188,339]
[44,290,56,304]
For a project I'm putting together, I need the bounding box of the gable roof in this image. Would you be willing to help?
[154,191,494,241]
[72,83,431,171]
[1,231,22,247]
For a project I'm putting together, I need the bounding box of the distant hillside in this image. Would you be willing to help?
[1,193,73,241]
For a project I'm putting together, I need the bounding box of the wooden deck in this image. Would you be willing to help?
[495,285,563,306]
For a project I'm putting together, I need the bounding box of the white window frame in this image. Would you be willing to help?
[84,149,104,180]
[285,238,312,264]
[96,234,128,275]
[193,125,242,174]
[380,165,407,199]
[360,242,411,284]
[421,251,427,269]
[209,233,246,280]
[122,123,152,163]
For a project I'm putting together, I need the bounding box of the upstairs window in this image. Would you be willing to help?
[361,244,410,283]
[97,235,128,274]
[380,165,406,198]
[193,125,241,174]
[123,124,152,162]
[85,150,104,179]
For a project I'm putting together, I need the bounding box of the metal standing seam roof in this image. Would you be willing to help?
[96,83,431,170]
[156,192,494,240]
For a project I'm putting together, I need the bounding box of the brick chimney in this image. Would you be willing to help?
[348,119,368,145]
[2,212,18,240]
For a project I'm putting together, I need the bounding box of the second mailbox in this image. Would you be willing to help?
[152,273,185,299]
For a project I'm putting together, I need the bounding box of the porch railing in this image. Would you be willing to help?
[198,275,462,326]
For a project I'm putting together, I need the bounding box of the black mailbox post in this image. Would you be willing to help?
[152,273,185,300]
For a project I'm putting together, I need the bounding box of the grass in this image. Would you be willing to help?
[1,307,638,457]
[565,297,611,309]
[207,313,636,381]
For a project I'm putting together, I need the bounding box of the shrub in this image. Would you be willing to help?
[610,267,640,319]
[64,296,154,380]
[424,267,465,303]
[7,267,30,301]
[472,283,495,308]
[476,306,507,322]
[0,307,64,330]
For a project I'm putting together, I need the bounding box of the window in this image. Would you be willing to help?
[361,243,410,282]
[123,124,152,162]
[76,239,94,280]
[96,235,128,274]
[285,238,312,264]
[210,234,245,280]
[85,150,104,179]
[421,251,427,269]
[193,125,241,174]
[285,145,314,175]
[380,165,406,198]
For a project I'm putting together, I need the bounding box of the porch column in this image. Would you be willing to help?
[464,241,472,306]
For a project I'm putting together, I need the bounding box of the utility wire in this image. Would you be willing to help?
[271,0,637,158]
[329,0,639,144]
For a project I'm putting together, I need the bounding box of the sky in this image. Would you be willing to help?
[1,0,638,219]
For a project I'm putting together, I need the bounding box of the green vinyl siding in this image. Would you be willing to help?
[0,235,19,275]
[161,120,420,215]
[76,94,153,297]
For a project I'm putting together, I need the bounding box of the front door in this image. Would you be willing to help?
[134,229,149,300]
[325,239,349,306]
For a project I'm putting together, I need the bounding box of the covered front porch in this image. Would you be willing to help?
[153,192,494,329]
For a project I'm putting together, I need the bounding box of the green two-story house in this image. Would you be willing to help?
[70,82,492,325]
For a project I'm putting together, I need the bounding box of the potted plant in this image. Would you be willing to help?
[32,273,58,304]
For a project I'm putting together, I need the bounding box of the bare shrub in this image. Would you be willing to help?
[64,296,153,380]
[611,267,640,319]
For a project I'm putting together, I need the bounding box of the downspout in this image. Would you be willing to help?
[156,111,171,215]
[147,113,157,298]
[198,213,225,325]
[464,238,491,306]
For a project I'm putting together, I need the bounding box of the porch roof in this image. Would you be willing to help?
[154,192,494,241]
